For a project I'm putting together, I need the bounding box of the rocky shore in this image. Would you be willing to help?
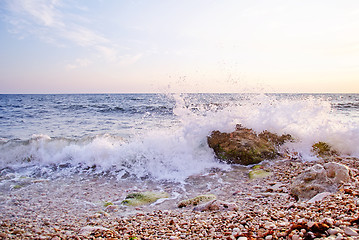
[0,155,358,239]
[0,127,358,239]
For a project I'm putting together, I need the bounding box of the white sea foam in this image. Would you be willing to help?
[0,129,226,182]
[0,94,358,182]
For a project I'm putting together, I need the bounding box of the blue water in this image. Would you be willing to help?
[0,93,358,181]
[0,94,177,140]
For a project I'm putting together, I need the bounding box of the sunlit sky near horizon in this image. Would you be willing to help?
[0,0,359,93]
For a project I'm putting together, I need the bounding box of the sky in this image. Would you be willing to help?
[0,0,359,93]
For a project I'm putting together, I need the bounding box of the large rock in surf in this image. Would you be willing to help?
[290,162,353,201]
[207,124,292,165]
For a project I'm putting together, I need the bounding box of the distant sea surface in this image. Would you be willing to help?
[0,93,358,182]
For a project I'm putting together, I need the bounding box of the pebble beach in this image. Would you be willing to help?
[1,156,359,239]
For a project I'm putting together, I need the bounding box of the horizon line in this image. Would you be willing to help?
[0,92,358,95]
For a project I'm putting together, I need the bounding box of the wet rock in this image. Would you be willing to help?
[178,194,216,208]
[207,125,291,165]
[121,191,169,206]
[192,199,238,212]
[290,162,353,200]
[12,184,23,189]
[103,201,113,207]
[249,169,273,179]
[325,162,352,183]
[312,141,338,157]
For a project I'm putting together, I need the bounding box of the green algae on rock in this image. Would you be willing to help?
[12,184,23,189]
[177,194,216,208]
[312,142,338,158]
[207,124,292,165]
[248,169,273,179]
[121,191,169,206]
[252,165,263,170]
[103,201,113,207]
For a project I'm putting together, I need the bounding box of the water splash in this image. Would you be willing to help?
[0,93,358,183]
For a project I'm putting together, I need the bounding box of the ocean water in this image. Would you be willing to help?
[0,93,358,183]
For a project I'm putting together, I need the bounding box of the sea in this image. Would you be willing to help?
[0,93,358,184]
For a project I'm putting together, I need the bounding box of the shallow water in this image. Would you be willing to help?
[0,163,257,225]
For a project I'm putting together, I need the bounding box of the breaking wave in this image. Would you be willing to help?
[0,93,358,182]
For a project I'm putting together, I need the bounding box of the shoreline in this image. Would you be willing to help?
[1,156,359,239]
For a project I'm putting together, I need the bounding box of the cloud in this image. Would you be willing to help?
[4,0,64,35]
[10,0,61,26]
[2,0,118,65]
[66,58,91,70]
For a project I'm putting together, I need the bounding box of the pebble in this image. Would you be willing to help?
[0,233,8,238]
[264,222,276,229]
[344,227,359,236]
[292,234,300,240]
[328,228,341,235]
[105,204,118,212]
[277,221,288,227]
[322,218,334,226]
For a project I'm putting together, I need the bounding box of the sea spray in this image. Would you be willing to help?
[236,94,359,157]
[0,93,358,183]
[174,93,359,158]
